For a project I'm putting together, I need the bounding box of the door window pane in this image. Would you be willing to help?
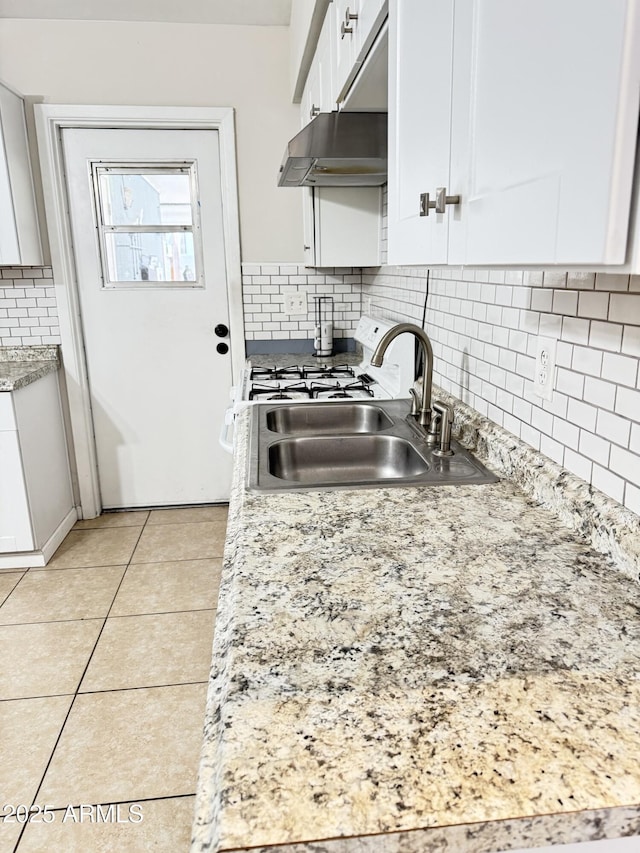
[98,172,193,227]
[103,232,196,282]
[92,164,202,287]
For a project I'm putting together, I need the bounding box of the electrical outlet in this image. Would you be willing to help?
[284,291,307,315]
[533,336,557,401]
[362,295,372,316]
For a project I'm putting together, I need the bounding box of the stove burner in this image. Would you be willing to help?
[248,382,313,401]
[310,380,375,399]
[250,365,303,381]
[302,364,356,380]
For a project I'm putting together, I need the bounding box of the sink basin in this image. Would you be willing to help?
[266,403,393,435]
[247,399,498,492]
[268,435,429,483]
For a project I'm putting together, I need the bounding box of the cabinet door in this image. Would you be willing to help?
[334,0,360,101]
[354,0,386,62]
[387,0,454,265]
[0,83,42,266]
[450,0,640,266]
[315,186,381,266]
[0,395,34,553]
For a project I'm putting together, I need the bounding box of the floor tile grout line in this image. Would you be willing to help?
[0,569,35,611]
[1,680,210,706]
[0,605,217,629]
[17,518,151,851]
[78,679,209,696]
[21,791,198,813]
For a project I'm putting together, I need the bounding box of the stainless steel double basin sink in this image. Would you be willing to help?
[247,399,498,492]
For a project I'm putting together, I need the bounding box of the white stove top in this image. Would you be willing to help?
[240,316,415,405]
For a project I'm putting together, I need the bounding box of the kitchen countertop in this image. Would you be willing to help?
[0,346,61,391]
[192,382,640,853]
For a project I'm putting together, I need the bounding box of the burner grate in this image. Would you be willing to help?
[250,365,303,381]
[248,382,313,401]
[302,364,356,380]
[310,380,375,399]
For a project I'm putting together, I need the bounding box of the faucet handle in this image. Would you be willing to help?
[408,386,420,417]
[432,401,454,457]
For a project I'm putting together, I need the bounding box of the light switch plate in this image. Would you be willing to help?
[284,291,307,315]
[533,336,556,401]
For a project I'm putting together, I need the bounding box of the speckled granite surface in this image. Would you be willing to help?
[192,394,640,853]
[0,346,60,391]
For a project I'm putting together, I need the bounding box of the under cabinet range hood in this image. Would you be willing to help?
[278,111,387,187]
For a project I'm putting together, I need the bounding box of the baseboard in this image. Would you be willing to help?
[0,507,78,570]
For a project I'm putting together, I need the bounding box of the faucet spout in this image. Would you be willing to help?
[370,322,434,427]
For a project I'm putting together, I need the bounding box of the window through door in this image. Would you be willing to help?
[91,164,204,287]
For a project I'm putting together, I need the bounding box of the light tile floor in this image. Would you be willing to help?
[0,505,227,853]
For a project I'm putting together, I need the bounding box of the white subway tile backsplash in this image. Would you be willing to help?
[597,410,631,447]
[578,430,610,467]
[610,293,640,325]
[615,387,640,421]
[583,377,616,410]
[609,445,640,486]
[362,262,640,514]
[622,326,640,357]
[577,291,609,320]
[601,352,638,387]
[625,482,640,514]
[553,290,578,315]
[543,271,567,288]
[567,272,596,290]
[595,273,629,291]
[561,316,590,345]
[590,320,623,352]
[563,448,593,483]
[592,464,625,504]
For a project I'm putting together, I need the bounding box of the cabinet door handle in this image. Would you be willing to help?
[420,189,461,216]
[341,8,358,37]
[434,187,461,214]
[420,192,436,217]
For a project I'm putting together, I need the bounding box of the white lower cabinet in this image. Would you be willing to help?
[389,0,640,268]
[0,373,76,568]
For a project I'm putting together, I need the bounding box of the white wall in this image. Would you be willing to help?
[0,18,304,262]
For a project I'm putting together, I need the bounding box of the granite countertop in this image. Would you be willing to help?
[0,346,60,391]
[192,385,640,853]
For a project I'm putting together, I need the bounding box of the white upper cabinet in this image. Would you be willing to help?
[0,81,43,267]
[302,2,335,121]
[388,1,454,265]
[388,0,640,268]
[334,0,388,104]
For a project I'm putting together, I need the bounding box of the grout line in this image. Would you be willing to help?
[76,680,209,697]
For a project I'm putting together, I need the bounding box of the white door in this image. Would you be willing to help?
[62,127,233,509]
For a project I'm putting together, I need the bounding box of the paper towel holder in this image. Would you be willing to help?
[313,296,334,358]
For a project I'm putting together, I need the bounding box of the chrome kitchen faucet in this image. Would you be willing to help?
[371,323,453,456]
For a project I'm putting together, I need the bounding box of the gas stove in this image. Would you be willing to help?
[220,316,415,452]
[246,364,378,401]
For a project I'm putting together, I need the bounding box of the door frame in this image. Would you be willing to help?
[35,105,245,518]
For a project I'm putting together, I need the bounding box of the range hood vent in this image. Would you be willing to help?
[278,111,387,188]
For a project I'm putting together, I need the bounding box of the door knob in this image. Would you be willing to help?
[215,323,229,338]
[216,342,229,355]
